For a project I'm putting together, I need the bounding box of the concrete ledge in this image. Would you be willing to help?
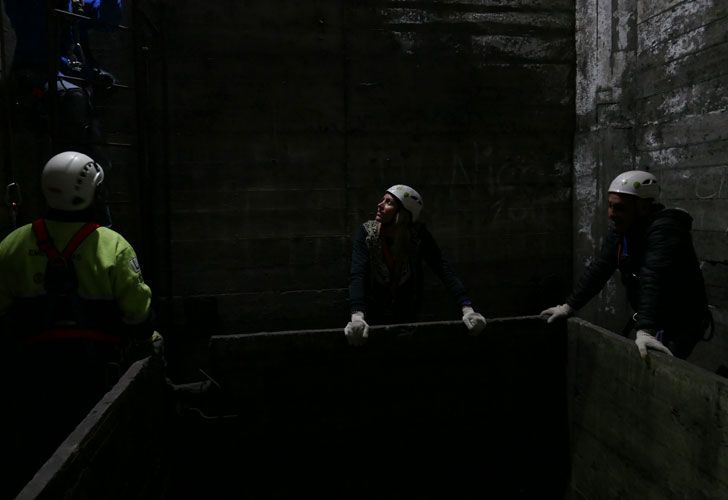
[16,357,166,500]
[567,318,728,500]
[22,317,726,499]
[162,316,571,499]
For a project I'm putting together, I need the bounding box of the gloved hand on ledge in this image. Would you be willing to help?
[462,306,487,336]
[635,329,673,364]
[151,331,165,358]
[345,311,369,347]
[539,303,574,324]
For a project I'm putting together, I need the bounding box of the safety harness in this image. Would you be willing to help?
[32,218,100,270]
[29,218,121,344]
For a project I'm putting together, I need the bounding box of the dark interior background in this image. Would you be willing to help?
[2,0,726,373]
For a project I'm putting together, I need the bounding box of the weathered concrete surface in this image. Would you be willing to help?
[567,318,728,500]
[15,317,728,499]
[16,357,166,500]
[573,0,728,372]
[145,0,575,335]
[163,317,571,499]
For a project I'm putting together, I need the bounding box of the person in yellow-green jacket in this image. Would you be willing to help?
[1,150,153,499]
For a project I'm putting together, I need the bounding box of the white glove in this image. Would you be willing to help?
[462,306,487,336]
[344,312,369,347]
[151,331,165,358]
[635,329,673,363]
[540,303,574,324]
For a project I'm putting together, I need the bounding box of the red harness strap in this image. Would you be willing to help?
[28,219,117,344]
[32,218,100,262]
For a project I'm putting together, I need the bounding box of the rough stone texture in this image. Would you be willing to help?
[16,357,166,500]
[141,0,576,335]
[573,0,728,372]
[567,318,728,500]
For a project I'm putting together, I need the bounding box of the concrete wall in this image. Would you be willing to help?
[11,318,568,499]
[16,357,166,500]
[165,317,571,499]
[573,0,728,372]
[18,318,728,499]
[148,1,576,335]
[567,318,728,500]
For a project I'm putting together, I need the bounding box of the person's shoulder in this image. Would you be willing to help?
[0,222,33,247]
[8,222,33,236]
[650,206,693,231]
[96,226,135,249]
[96,225,122,237]
[655,206,692,220]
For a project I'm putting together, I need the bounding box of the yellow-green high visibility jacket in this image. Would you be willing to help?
[0,219,152,338]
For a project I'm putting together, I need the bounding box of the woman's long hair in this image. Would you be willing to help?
[374,206,418,283]
[391,208,414,262]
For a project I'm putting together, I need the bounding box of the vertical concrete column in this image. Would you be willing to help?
[573,0,638,333]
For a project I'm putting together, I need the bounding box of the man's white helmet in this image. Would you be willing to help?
[608,170,659,200]
[386,184,423,222]
[41,151,105,211]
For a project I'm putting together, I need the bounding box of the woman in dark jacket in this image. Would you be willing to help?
[345,184,486,346]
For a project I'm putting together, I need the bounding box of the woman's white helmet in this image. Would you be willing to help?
[386,184,423,222]
[608,170,659,200]
[41,151,105,211]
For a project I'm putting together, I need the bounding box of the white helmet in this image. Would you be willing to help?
[386,184,423,222]
[608,170,659,200]
[42,151,105,211]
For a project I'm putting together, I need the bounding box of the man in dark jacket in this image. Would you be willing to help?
[540,170,711,362]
